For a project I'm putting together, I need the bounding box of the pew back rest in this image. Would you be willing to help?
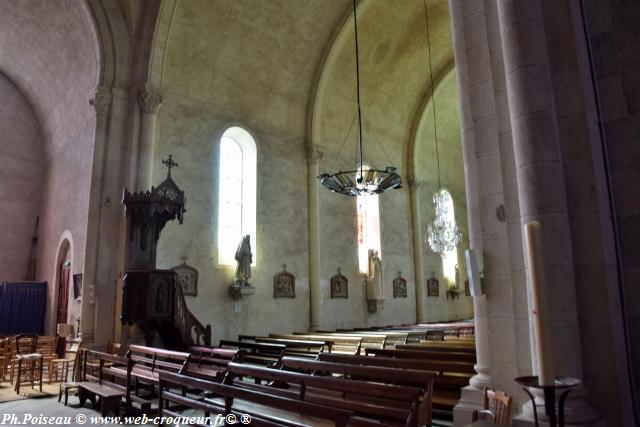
[226,362,421,426]
[159,371,354,427]
[127,345,190,376]
[253,338,326,358]
[281,356,433,426]
[364,348,477,364]
[269,334,361,355]
[219,340,285,366]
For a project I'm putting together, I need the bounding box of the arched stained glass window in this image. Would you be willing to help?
[217,126,256,266]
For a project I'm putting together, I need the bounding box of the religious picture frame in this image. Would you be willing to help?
[393,272,407,298]
[274,266,295,298]
[330,270,348,299]
[73,273,82,300]
[427,273,439,297]
[172,261,198,297]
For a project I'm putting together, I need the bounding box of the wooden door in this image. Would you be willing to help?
[56,267,70,325]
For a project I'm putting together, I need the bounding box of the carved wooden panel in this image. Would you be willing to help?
[393,274,407,298]
[427,274,439,297]
[274,269,295,298]
[172,263,198,297]
[330,271,348,298]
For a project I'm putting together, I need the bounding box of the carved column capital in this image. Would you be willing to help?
[138,86,165,114]
[89,85,112,116]
[305,144,323,165]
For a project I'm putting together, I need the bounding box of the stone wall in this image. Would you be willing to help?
[0,73,43,281]
[0,0,99,333]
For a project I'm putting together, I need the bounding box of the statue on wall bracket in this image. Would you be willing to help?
[393,271,407,298]
[365,249,384,312]
[229,235,255,299]
[331,268,348,299]
[274,264,295,298]
[172,255,198,297]
[427,272,439,297]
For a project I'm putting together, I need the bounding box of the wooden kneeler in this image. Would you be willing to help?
[77,382,125,416]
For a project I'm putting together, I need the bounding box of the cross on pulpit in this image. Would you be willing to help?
[182,254,189,265]
[282,264,287,272]
[163,155,179,178]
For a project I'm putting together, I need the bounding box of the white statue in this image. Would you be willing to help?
[234,235,252,284]
[368,249,383,296]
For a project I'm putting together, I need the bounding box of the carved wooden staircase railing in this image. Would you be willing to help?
[173,282,211,348]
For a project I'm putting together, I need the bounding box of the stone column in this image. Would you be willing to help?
[408,180,427,323]
[81,85,113,346]
[306,144,323,331]
[449,1,498,424]
[496,1,600,424]
[137,86,164,190]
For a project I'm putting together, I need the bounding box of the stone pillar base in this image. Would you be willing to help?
[514,387,606,427]
[453,386,485,426]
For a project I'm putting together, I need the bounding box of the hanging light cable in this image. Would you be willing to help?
[423,0,462,253]
[318,0,402,197]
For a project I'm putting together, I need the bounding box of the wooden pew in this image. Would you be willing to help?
[397,343,475,354]
[269,334,362,355]
[244,337,326,359]
[280,356,434,426]
[185,346,238,381]
[305,331,408,349]
[362,349,475,419]
[82,350,139,414]
[365,348,476,364]
[159,371,353,427]
[225,362,421,427]
[220,340,286,367]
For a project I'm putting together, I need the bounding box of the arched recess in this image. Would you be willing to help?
[48,231,75,334]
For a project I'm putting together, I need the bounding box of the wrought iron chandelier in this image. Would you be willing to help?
[318,0,402,197]
[423,0,461,253]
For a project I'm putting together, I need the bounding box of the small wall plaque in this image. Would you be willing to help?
[330,269,348,298]
[427,273,439,297]
[172,256,198,297]
[393,271,407,298]
[274,264,295,298]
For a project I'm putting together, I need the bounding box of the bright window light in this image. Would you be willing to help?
[217,127,256,266]
[440,190,458,283]
[357,190,381,274]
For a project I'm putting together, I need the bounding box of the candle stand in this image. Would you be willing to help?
[515,376,580,427]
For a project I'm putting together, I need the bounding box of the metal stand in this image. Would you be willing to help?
[515,376,580,427]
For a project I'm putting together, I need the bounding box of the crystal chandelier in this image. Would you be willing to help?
[422,0,461,253]
[427,189,462,252]
[318,0,402,197]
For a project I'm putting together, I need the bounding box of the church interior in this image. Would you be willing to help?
[0,0,638,425]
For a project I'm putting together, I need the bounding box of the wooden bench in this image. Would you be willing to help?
[77,381,125,416]
[185,346,238,381]
[226,362,421,427]
[296,332,389,350]
[249,337,326,358]
[80,351,133,415]
[280,356,434,426]
[221,340,286,367]
[366,348,476,364]
[269,334,361,355]
[362,349,475,419]
[159,371,353,427]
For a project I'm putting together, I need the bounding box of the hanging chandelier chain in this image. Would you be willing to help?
[330,111,359,172]
[423,0,441,189]
[353,0,365,176]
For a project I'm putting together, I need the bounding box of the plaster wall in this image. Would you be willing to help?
[0,73,43,281]
[0,0,99,334]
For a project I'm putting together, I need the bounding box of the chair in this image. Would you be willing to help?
[13,334,43,394]
[475,387,512,425]
[0,338,8,381]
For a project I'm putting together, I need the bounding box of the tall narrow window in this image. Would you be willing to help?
[439,189,458,282]
[217,126,256,266]
[357,192,381,274]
